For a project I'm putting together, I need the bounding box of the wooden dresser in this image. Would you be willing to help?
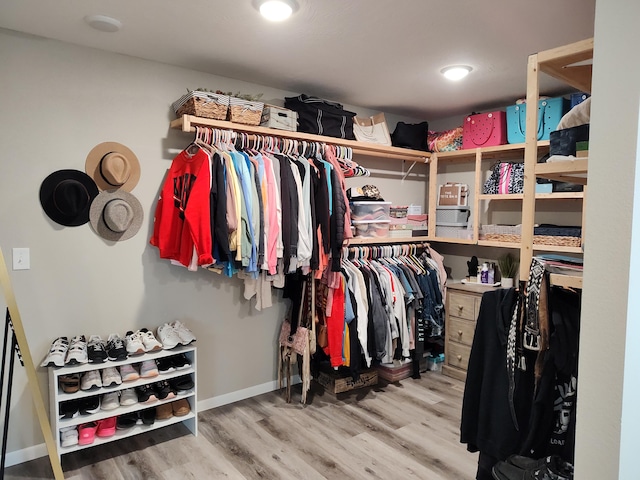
[442,283,497,381]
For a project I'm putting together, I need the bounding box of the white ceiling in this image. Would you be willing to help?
[0,0,596,119]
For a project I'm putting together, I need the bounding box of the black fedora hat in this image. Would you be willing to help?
[39,169,99,226]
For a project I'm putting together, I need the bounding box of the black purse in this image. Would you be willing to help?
[391,121,429,151]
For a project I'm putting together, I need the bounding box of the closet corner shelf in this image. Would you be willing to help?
[478,192,584,201]
[549,273,583,290]
[346,236,430,245]
[477,240,521,249]
[170,115,430,163]
[537,37,594,93]
[433,141,549,162]
[535,159,588,185]
[532,244,583,254]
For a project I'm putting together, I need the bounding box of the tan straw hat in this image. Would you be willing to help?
[89,189,143,241]
[85,142,140,192]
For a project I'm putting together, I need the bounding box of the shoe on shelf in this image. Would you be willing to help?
[80,370,102,391]
[119,388,138,406]
[59,399,80,419]
[58,373,81,394]
[139,328,163,352]
[171,321,197,345]
[116,412,139,430]
[157,323,182,350]
[79,396,101,416]
[100,392,120,411]
[87,335,108,364]
[171,353,191,370]
[65,335,88,365]
[506,455,574,476]
[140,408,156,426]
[135,384,157,404]
[101,367,122,387]
[119,363,140,382]
[152,380,175,400]
[140,360,159,378]
[156,403,173,420]
[169,374,194,392]
[492,456,573,480]
[77,422,98,445]
[172,399,191,417]
[60,426,78,448]
[96,417,117,438]
[106,333,128,361]
[41,337,69,368]
[125,330,145,356]
[155,357,175,373]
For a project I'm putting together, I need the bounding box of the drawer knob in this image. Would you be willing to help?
[457,305,464,311]
[457,330,463,336]
[457,355,462,361]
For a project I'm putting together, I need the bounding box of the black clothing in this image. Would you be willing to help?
[330,168,345,272]
[210,153,230,258]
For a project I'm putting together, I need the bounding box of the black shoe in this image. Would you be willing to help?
[87,336,108,364]
[152,380,175,400]
[106,334,128,361]
[492,456,573,480]
[140,408,156,425]
[135,384,158,403]
[59,399,80,419]
[171,353,191,370]
[116,412,138,430]
[78,396,101,415]
[168,374,194,392]
[156,357,175,373]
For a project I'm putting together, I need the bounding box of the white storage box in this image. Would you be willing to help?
[260,105,297,131]
[435,225,473,240]
[350,201,391,222]
[352,220,390,238]
[436,206,470,226]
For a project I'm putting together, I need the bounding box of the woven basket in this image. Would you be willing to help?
[173,91,229,120]
[228,97,264,126]
[479,233,581,247]
[480,233,522,243]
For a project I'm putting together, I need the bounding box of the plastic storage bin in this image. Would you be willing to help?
[506,97,569,144]
[260,105,297,131]
[352,220,390,238]
[570,92,590,109]
[436,206,470,226]
[350,201,391,222]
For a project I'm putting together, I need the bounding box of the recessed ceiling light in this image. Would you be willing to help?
[255,0,298,22]
[441,65,473,81]
[84,14,123,33]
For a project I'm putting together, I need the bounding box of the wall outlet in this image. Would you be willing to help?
[12,248,30,270]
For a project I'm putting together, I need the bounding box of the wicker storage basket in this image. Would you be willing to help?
[479,224,581,247]
[228,97,264,126]
[173,91,229,120]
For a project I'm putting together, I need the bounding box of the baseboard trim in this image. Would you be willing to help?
[6,376,301,467]
[5,443,49,468]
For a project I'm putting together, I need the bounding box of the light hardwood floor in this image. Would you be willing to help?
[5,372,478,479]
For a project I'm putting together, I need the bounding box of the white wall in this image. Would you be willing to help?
[0,29,425,460]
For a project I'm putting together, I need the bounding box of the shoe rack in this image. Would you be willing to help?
[48,345,197,457]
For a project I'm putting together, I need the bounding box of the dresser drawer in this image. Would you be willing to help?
[448,292,476,321]
[446,342,472,371]
[448,317,476,347]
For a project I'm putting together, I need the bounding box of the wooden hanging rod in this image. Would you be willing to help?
[170,115,430,163]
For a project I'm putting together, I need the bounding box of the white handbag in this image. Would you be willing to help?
[353,113,392,146]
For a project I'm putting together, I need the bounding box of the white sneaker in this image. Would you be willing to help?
[140,360,159,378]
[119,363,140,382]
[119,388,138,406]
[80,370,102,391]
[41,337,69,368]
[139,328,163,352]
[60,426,78,448]
[124,331,145,355]
[65,335,88,365]
[157,323,182,350]
[101,392,120,410]
[171,321,197,345]
[101,367,122,387]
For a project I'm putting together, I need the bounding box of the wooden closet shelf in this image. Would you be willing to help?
[434,141,550,162]
[170,115,430,163]
[537,37,594,94]
[549,273,583,290]
[535,159,588,185]
[345,236,430,245]
[478,192,584,201]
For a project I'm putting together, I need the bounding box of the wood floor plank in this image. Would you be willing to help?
[4,373,478,479]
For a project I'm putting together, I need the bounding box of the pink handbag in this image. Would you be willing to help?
[462,111,507,149]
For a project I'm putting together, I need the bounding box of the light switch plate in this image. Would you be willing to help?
[12,248,30,270]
